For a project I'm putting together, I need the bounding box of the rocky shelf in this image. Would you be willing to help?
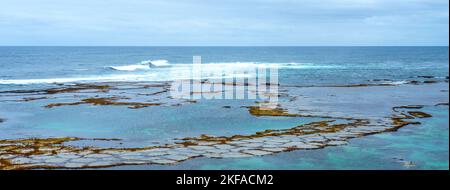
[0,105,430,170]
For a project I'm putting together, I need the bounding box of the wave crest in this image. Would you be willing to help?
[109,59,170,71]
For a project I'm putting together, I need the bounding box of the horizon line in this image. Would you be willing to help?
[0,45,449,47]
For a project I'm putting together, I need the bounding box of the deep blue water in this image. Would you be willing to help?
[0,46,448,87]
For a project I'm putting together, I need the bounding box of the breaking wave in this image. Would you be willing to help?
[109,60,339,72]
[109,60,170,71]
[0,74,157,85]
[0,60,340,85]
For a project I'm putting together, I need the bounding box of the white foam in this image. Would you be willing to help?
[1,61,339,85]
[383,80,409,85]
[0,74,156,85]
[147,60,170,67]
[109,59,170,71]
[0,72,254,85]
[110,61,337,72]
[110,64,150,71]
[170,62,339,70]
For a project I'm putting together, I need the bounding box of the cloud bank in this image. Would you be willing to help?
[0,0,448,45]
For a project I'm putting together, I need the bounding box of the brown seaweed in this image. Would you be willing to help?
[407,111,432,118]
[45,97,161,109]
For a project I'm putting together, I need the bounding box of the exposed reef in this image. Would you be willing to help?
[45,97,161,109]
[407,111,432,118]
[435,103,449,106]
[0,104,432,170]
[248,106,297,117]
[247,106,343,119]
[1,82,193,108]
[418,76,435,79]
[283,83,395,88]
[393,105,424,111]
[0,79,446,169]
[281,77,449,88]
[0,84,111,95]
[20,97,49,102]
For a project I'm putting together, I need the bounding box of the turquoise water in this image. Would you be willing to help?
[0,98,319,147]
[113,106,448,170]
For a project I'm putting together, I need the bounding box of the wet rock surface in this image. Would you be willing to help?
[0,104,432,170]
[0,82,195,109]
[0,81,447,169]
[44,97,161,109]
[407,111,433,118]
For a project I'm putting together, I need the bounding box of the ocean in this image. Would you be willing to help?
[0,46,448,169]
[0,46,448,85]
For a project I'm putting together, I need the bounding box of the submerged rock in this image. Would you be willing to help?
[242,150,273,156]
[64,162,86,168]
[326,141,348,146]
[88,161,116,167]
[282,142,320,149]
[220,152,252,158]
[261,147,286,153]
[151,159,178,165]
[162,154,190,161]
[417,76,435,79]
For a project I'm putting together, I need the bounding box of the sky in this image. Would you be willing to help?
[0,0,448,46]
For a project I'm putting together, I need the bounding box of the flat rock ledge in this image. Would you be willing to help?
[0,106,427,170]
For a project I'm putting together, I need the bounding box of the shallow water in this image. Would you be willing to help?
[111,106,448,170]
[0,98,320,147]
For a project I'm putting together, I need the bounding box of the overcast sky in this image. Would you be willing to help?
[0,0,448,46]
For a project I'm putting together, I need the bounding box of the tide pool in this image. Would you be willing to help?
[113,106,448,170]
